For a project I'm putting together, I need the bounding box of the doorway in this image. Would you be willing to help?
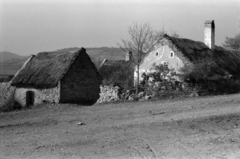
[26,91,34,107]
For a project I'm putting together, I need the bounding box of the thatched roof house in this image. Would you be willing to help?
[137,20,240,82]
[11,48,102,106]
[163,34,240,77]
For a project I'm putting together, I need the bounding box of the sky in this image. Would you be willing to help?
[0,0,239,56]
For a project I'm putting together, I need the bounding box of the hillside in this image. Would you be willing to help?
[0,51,26,62]
[0,47,126,75]
[57,47,126,68]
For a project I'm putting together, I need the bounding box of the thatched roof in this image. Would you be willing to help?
[98,59,130,69]
[164,34,240,77]
[212,46,240,76]
[164,34,213,61]
[11,48,95,88]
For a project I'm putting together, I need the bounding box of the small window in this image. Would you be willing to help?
[156,52,159,56]
[170,51,174,57]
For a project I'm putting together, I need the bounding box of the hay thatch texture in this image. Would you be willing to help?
[164,34,240,77]
[11,48,85,88]
[212,46,240,77]
[164,34,213,61]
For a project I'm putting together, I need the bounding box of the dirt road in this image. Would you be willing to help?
[1,94,240,159]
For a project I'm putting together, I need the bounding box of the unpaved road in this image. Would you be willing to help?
[1,94,240,159]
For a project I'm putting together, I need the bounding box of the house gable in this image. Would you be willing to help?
[60,49,101,104]
[10,49,80,88]
[137,38,191,83]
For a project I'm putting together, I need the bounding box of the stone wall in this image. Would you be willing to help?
[60,52,101,104]
[14,84,60,107]
[97,85,120,103]
[0,82,15,104]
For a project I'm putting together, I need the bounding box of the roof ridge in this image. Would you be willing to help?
[59,48,84,80]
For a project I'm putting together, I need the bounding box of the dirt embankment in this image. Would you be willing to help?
[1,94,240,159]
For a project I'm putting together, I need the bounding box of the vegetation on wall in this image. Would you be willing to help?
[137,60,240,101]
[139,63,191,100]
[181,59,240,94]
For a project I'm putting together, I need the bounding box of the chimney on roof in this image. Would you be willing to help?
[126,51,132,61]
[204,20,215,50]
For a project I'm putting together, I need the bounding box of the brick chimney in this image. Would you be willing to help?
[126,51,132,61]
[204,20,215,50]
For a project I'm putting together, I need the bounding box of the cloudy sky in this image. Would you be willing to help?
[1,0,239,55]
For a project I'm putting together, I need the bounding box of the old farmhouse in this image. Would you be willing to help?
[136,20,240,82]
[10,48,102,107]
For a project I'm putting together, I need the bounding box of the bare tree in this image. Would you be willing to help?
[118,22,165,94]
[223,33,240,51]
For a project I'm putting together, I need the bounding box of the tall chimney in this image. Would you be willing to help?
[204,20,215,50]
[126,51,132,61]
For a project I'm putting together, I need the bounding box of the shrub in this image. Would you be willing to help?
[99,61,134,90]
[181,59,240,95]
[139,63,192,99]
[140,63,176,85]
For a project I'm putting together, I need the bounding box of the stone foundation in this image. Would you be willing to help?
[97,85,120,103]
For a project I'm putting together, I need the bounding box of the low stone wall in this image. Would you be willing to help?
[0,82,15,105]
[97,85,120,103]
[14,85,60,107]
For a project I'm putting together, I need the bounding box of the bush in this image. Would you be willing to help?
[99,61,134,90]
[181,59,240,95]
[139,63,192,99]
[0,90,22,112]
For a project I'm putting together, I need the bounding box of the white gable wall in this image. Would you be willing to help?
[135,44,185,83]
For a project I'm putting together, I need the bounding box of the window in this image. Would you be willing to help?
[170,51,174,57]
[156,52,159,56]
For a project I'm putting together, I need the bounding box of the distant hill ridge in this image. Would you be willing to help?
[0,47,126,75]
[0,51,26,62]
[56,47,126,68]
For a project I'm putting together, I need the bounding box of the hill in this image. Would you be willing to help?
[0,47,126,75]
[0,51,26,62]
[0,57,29,75]
[56,47,126,68]
[0,51,28,76]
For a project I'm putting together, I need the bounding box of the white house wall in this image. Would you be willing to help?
[135,44,185,82]
[14,85,60,107]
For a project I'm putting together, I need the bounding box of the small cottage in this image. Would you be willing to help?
[10,48,102,106]
[136,20,240,82]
